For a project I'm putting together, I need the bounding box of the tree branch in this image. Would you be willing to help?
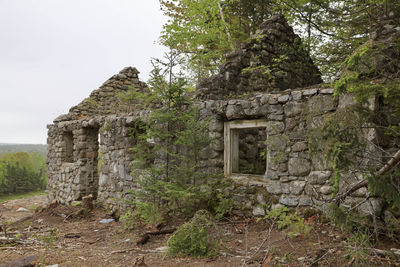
[333,149,400,206]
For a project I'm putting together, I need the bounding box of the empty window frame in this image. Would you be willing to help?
[62,131,74,163]
[224,119,268,178]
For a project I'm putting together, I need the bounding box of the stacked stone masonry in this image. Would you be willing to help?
[47,15,389,217]
[47,73,375,214]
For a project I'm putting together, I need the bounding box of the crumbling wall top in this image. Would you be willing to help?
[54,66,148,123]
[195,14,322,100]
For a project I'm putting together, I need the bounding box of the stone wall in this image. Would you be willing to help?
[47,13,393,218]
[46,70,384,216]
[47,67,150,211]
[195,86,385,216]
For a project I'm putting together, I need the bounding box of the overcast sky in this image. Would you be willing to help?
[0,0,167,144]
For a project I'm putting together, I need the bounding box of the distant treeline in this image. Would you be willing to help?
[0,152,47,195]
[0,144,47,158]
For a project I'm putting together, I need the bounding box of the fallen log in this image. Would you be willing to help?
[136,228,176,245]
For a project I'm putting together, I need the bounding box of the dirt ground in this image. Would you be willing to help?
[0,195,399,267]
[0,195,46,223]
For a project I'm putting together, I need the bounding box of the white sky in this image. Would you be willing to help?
[0,0,167,144]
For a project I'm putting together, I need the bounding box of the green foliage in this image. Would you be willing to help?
[308,106,370,194]
[264,207,312,237]
[167,210,219,257]
[329,205,359,232]
[160,0,400,80]
[120,210,136,231]
[344,230,372,265]
[0,152,47,195]
[123,52,228,224]
[159,0,274,79]
[309,26,400,211]
[368,170,400,210]
[33,228,58,248]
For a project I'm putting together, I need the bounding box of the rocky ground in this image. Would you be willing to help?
[0,195,399,267]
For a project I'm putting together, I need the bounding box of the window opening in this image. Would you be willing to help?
[238,128,267,175]
[63,131,74,163]
[224,120,268,178]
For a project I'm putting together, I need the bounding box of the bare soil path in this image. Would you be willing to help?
[0,196,399,266]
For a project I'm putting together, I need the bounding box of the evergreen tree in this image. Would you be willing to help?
[124,52,228,223]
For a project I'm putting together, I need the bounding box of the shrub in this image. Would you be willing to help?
[264,206,312,237]
[167,210,219,257]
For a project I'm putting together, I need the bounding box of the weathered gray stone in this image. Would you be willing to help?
[357,198,385,217]
[279,195,299,206]
[209,120,224,132]
[252,207,266,216]
[284,102,306,117]
[292,141,308,152]
[267,114,284,121]
[319,185,333,195]
[338,94,356,109]
[307,171,331,185]
[320,88,334,94]
[308,95,335,113]
[298,196,313,206]
[266,180,290,194]
[278,94,290,103]
[291,91,302,100]
[267,104,284,114]
[303,88,318,96]
[226,104,245,120]
[266,121,285,134]
[290,181,306,195]
[288,158,311,176]
[256,194,265,204]
[280,176,297,182]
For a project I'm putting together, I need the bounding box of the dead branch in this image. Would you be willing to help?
[136,228,176,245]
[310,249,330,266]
[246,222,275,264]
[64,232,82,238]
[111,248,139,254]
[333,149,400,206]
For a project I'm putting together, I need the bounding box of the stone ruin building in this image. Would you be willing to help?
[47,14,396,217]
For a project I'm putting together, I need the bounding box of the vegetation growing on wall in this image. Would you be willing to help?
[307,15,400,240]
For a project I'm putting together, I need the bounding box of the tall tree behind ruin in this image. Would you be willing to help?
[159,0,400,81]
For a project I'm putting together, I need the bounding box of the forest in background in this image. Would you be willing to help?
[0,144,47,157]
[0,144,47,195]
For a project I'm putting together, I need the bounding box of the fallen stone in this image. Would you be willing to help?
[99,218,115,224]
[154,246,168,253]
[16,207,29,212]
[252,207,266,217]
